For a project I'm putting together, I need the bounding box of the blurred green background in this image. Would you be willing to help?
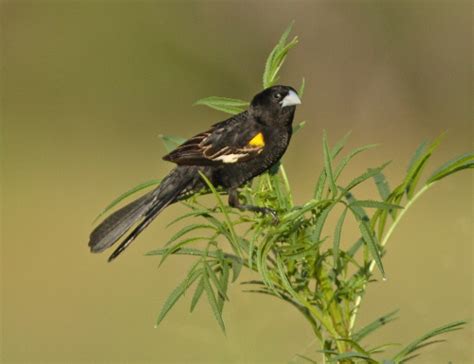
[1,1,472,363]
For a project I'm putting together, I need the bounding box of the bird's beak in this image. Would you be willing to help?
[280,90,302,108]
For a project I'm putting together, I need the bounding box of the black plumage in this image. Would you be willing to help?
[89,85,301,261]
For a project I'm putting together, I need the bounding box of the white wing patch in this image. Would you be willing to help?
[214,153,248,164]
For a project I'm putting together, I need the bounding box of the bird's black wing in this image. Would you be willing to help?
[163,112,266,166]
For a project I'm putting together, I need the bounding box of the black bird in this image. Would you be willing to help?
[89,85,301,261]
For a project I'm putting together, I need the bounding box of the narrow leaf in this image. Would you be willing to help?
[359,220,385,277]
[328,352,376,363]
[204,261,229,301]
[334,144,379,181]
[372,170,391,201]
[427,152,474,184]
[352,310,399,341]
[345,162,391,192]
[263,22,298,88]
[230,260,243,282]
[406,140,427,173]
[194,96,249,115]
[392,320,466,363]
[333,208,347,267]
[203,272,226,333]
[405,134,443,199]
[190,277,205,312]
[292,120,306,134]
[155,267,202,327]
[350,200,403,210]
[323,130,337,197]
[159,135,187,152]
[165,224,216,246]
[298,77,305,98]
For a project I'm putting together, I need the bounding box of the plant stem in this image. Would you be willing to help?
[348,183,434,332]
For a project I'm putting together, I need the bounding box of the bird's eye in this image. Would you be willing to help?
[274,93,282,100]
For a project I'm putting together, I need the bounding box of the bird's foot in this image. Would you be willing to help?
[241,205,279,224]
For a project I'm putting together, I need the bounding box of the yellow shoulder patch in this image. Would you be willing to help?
[248,132,265,148]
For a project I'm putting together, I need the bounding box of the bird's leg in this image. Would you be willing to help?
[228,188,279,223]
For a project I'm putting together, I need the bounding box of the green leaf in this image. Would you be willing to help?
[147,247,215,257]
[427,152,474,184]
[155,266,202,327]
[159,236,209,266]
[194,96,249,115]
[349,200,403,210]
[313,131,352,200]
[360,220,385,277]
[295,354,318,364]
[405,134,443,199]
[406,140,428,173]
[333,208,347,267]
[331,131,352,159]
[203,272,226,334]
[93,179,161,223]
[190,277,205,312]
[166,208,214,227]
[298,77,305,98]
[165,224,216,246]
[217,262,230,313]
[230,260,243,282]
[336,338,371,355]
[372,170,391,201]
[345,192,369,222]
[204,261,229,302]
[322,130,337,198]
[347,238,364,258]
[263,22,299,88]
[345,162,391,192]
[368,343,401,355]
[159,134,187,152]
[292,120,306,134]
[334,144,379,181]
[312,203,334,243]
[328,351,377,363]
[392,320,466,363]
[349,204,385,277]
[352,310,399,341]
[198,171,241,256]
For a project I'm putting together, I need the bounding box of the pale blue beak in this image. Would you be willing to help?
[280,90,302,108]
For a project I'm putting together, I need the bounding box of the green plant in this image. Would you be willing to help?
[101,24,473,363]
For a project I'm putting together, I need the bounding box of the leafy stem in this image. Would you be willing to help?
[97,23,472,363]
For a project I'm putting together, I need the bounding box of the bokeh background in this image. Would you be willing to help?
[1,1,472,363]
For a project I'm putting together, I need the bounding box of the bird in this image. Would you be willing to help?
[89,85,302,262]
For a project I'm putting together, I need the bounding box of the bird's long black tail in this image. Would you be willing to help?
[88,167,194,262]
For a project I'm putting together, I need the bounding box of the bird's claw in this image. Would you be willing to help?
[257,207,279,225]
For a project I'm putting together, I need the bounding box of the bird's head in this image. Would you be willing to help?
[249,85,301,126]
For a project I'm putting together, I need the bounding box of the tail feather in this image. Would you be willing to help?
[89,166,196,261]
[107,190,179,262]
[89,192,154,253]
